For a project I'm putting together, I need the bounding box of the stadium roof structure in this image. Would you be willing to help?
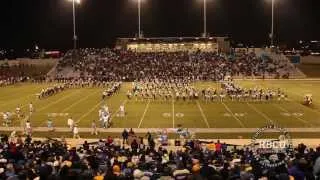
[115,36,230,52]
[116,36,229,42]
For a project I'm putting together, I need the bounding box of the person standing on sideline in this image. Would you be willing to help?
[16,105,21,118]
[67,117,74,131]
[25,120,32,136]
[122,129,129,145]
[91,120,98,135]
[73,125,80,139]
[2,112,8,127]
[47,117,54,131]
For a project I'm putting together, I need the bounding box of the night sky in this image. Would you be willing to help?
[0,0,319,51]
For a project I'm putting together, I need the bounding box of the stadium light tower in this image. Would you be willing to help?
[134,0,144,38]
[269,0,275,47]
[203,0,207,38]
[198,0,209,37]
[68,0,80,50]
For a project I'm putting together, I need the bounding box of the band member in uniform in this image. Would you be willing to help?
[176,91,180,101]
[127,90,132,100]
[119,104,125,117]
[91,120,98,135]
[103,113,110,128]
[73,125,80,139]
[29,102,34,114]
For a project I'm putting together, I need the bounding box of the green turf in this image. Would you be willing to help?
[1,80,320,133]
[3,131,320,140]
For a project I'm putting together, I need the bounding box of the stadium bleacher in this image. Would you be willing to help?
[0,133,320,180]
[1,48,318,180]
[55,48,300,81]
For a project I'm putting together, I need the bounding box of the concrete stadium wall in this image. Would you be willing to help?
[2,58,58,66]
[301,56,320,64]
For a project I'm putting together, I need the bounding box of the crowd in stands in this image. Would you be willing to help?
[0,131,320,180]
[56,48,292,82]
[0,63,52,82]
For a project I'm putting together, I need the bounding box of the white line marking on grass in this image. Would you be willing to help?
[75,101,102,124]
[273,104,312,126]
[35,90,100,128]
[246,103,274,125]
[20,115,29,128]
[109,100,128,125]
[138,100,150,128]
[172,98,175,128]
[287,90,304,98]
[196,101,210,128]
[37,90,80,112]
[287,98,320,117]
[221,102,245,128]
[109,100,128,118]
[69,99,128,126]
[0,94,34,107]
[61,90,100,113]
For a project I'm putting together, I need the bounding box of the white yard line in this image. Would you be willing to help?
[222,102,245,128]
[138,100,150,128]
[34,91,81,127]
[61,90,100,113]
[172,98,175,128]
[287,98,320,116]
[37,90,80,112]
[75,101,102,124]
[3,127,320,134]
[36,90,101,128]
[20,115,30,128]
[273,104,312,126]
[246,103,275,125]
[110,100,128,121]
[76,99,128,125]
[0,85,41,103]
[196,101,210,128]
[0,94,34,108]
[287,90,305,98]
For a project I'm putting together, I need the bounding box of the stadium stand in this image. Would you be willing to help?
[0,59,56,84]
[54,48,302,81]
[0,48,315,179]
[296,56,320,78]
[0,133,319,180]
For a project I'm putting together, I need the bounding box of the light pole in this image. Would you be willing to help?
[137,0,142,38]
[203,0,207,37]
[270,0,274,47]
[69,0,80,50]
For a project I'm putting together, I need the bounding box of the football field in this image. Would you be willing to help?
[1,80,320,137]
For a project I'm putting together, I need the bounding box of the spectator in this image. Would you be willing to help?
[56,49,294,82]
[122,129,129,145]
[131,139,139,153]
[0,133,318,179]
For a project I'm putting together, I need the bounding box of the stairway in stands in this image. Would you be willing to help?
[268,53,307,79]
